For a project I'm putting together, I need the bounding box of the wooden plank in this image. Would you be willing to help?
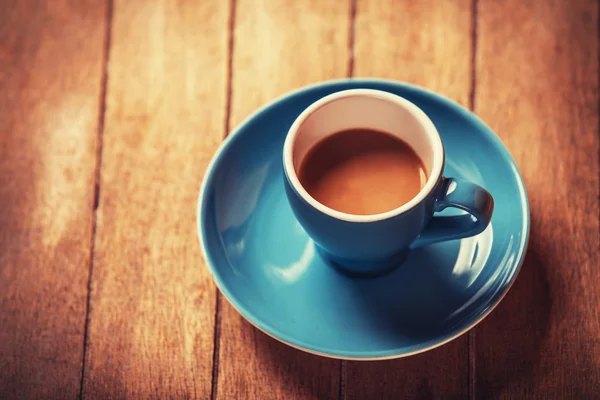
[344,0,473,398]
[0,1,107,399]
[473,0,599,398]
[353,0,474,106]
[215,1,350,399]
[81,1,229,398]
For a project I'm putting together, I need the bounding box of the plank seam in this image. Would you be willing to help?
[346,0,357,78]
[340,1,356,398]
[78,0,114,398]
[210,293,222,400]
[210,0,237,399]
[338,360,347,400]
[469,0,479,113]
[468,0,479,399]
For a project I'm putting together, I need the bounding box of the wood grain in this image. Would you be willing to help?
[0,0,107,398]
[473,0,599,398]
[353,0,473,106]
[344,1,473,399]
[1,0,598,398]
[81,1,229,398]
[215,1,350,399]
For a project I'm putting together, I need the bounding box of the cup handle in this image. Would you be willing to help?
[411,177,494,248]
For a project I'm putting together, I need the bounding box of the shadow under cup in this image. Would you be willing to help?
[282,89,446,276]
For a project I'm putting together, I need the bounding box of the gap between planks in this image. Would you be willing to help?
[210,0,237,399]
[468,1,479,399]
[339,0,357,398]
[79,0,114,399]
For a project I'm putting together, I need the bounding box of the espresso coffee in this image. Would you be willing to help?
[298,128,428,215]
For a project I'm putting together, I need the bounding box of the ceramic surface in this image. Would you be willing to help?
[198,79,530,359]
[282,89,494,275]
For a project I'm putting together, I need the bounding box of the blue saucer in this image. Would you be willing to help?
[198,79,530,359]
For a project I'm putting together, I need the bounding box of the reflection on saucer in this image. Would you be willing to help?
[266,240,314,284]
[451,222,493,287]
[447,235,516,321]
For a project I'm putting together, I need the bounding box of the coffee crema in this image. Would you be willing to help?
[298,128,428,216]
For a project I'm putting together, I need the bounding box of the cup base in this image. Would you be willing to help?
[316,246,410,278]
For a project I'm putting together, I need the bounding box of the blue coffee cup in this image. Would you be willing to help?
[282,89,494,276]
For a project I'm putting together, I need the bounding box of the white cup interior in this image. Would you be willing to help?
[283,89,444,222]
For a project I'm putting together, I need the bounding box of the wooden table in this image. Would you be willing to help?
[1,1,598,399]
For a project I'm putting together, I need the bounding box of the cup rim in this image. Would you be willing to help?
[283,88,445,223]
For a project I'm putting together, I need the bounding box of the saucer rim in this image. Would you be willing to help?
[197,78,531,360]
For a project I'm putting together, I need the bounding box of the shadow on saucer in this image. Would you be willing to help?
[335,242,478,343]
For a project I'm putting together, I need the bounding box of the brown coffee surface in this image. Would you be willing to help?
[298,128,427,215]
